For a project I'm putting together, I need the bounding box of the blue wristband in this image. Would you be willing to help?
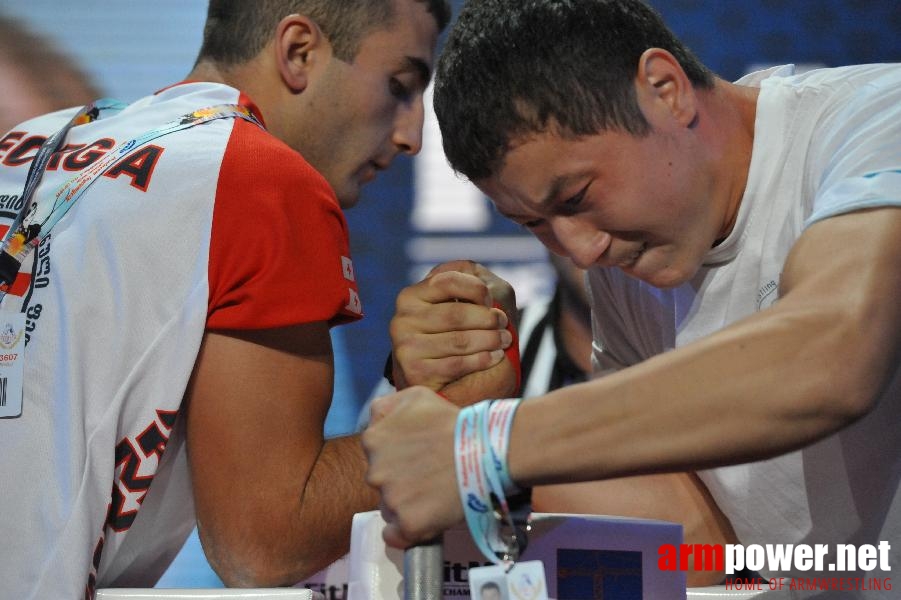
[455,400,526,565]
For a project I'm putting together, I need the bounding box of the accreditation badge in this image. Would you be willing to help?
[469,561,548,600]
[0,312,25,418]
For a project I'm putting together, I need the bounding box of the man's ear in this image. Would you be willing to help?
[635,48,698,129]
[274,14,329,93]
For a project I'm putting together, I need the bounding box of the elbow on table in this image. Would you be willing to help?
[199,526,333,588]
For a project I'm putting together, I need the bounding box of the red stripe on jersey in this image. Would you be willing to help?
[206,111,363,330]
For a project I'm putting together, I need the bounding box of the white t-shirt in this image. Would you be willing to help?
[588,64,901,592]
[0,82,362,598]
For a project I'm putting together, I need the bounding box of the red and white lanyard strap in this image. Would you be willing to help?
[486,397,522,497]
[0,99,263,295]
[455,398,527,566]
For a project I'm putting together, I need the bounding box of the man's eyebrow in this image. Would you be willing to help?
[403,55,432,86]
[491,174,578,221]
[540,174,576,208]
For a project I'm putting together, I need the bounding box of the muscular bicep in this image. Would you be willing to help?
[777,206,901,411]
[184,323,334,581]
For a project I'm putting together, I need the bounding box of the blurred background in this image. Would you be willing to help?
[2,0,898,588]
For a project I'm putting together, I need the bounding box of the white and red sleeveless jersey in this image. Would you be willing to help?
[0,82,362,599]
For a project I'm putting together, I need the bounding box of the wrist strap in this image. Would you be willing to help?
[455,399,528,565]
[454,401,505,563]
[485,399,522,496]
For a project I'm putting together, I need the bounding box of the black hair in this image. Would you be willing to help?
[197,0,451,65]
[434,0,715,180]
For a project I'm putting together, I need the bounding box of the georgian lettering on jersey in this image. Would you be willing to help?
[0,131,165,193]
[107,409,179,532]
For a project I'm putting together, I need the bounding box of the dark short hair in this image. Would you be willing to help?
[434,0,715,181]
[197,0,451,65]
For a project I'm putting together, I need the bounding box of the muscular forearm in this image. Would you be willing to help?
[509,297,893,487]
[201,434,377,587]
[292,435,380,574]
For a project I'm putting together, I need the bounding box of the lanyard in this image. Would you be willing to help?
[0,98,263,296]
[455,399,527,567]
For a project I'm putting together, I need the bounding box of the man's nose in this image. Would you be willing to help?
[392,98,424,156]
[550,217,612,269]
